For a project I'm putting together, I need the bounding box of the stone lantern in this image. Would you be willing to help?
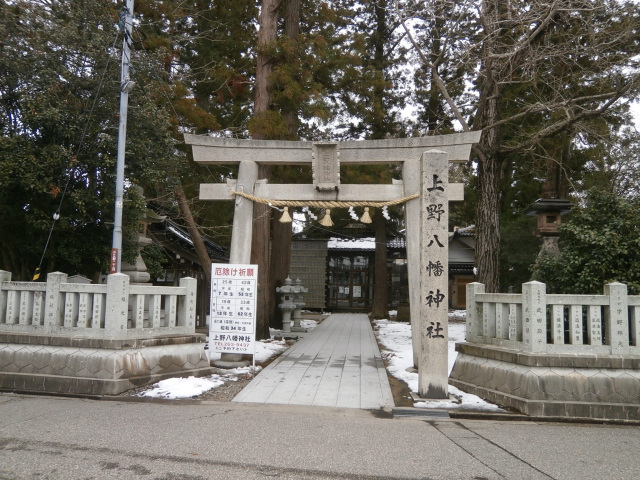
[276,277,298,333]
[526,162,572,260]
[121,204,166,284]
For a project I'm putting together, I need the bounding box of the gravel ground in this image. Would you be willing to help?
[116,368,255,402]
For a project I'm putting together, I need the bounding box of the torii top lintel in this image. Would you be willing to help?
[184,132,481,166]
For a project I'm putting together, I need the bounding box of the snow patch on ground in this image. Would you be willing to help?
[139,314,504,412]
[373,316,505,412]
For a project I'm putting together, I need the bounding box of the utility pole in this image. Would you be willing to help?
[110,0,135,274]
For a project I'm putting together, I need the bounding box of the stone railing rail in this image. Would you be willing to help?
[466,281,640,355]
[0,270,197,338]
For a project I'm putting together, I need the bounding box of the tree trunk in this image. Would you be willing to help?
[250,163,272,340]
[475,153,501,292]
[370,209,389,319]
[269,214,293,329]
[370,0,387,139]
[427,12,444,134]
[175,183,212,283]
[282,0,301,138]
[473,0,502,293]
[266,0,300,331]
[254,0,278,115]
[251,0,280,340]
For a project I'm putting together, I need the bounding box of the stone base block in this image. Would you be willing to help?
[0,333,215,396]
[213,352,250,369]
[449,378,640,421]
[410,392,460,403]
[213,359,250,369]
[450,343,640,421]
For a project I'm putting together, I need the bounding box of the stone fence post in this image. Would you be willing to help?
[178,276,197,330]
[465,282,484,342]
[104,273,130,336]
[605,282,629,354]
[45,272,68,331]
[0,270,11,323]
[522,281,546,352]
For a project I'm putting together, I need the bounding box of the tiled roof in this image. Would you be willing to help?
[387,238,406,249]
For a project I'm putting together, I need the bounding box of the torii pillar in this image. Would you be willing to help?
[185,132,480,398]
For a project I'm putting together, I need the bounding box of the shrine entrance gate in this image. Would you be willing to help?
[185,132,480,399]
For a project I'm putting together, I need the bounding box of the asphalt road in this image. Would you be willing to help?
[1,393,639,480]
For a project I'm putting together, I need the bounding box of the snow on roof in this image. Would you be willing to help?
[328,237,376,250]
[167,225,193,246]
[327,231,475,252]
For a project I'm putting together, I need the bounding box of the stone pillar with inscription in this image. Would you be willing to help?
[522,281,546,353]
[104,273,130,336]
[0,271,11,324]
[44,272,67,332]
[418,150,450,399]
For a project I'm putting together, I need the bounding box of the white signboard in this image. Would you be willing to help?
[209,264,257,355]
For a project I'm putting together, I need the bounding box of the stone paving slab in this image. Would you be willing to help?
[233,313,394,409]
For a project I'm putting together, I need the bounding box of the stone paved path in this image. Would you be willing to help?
[233,313,394,409]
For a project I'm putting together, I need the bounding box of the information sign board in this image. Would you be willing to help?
[209,264,257,355]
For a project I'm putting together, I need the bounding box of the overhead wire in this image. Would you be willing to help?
[33,29,123,281]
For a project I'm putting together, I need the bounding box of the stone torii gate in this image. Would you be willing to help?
[185,132,480,399]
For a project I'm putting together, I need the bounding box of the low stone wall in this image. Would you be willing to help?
[450,343,640,421]
[450,281,640,421]
[0,270,213,395]
[0,332,213,396]
[0,271,198,338]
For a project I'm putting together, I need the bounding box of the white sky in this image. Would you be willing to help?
[138,314,504,412]
[631,102,640,128]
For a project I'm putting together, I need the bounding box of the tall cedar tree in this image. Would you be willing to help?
[133,1,258,285]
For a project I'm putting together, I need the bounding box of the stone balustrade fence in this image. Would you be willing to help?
[0,270,197,338]
[466,281,640,355]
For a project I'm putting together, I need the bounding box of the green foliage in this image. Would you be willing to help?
[330,0,408,140]
[0,0,177,279]
[135,0,257,134]
[140,243,168,281]
[576,126,640,198]
[534,190,640,294]
[247,111,291,141]
[499,215,540,292]
[408,1,477,136]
